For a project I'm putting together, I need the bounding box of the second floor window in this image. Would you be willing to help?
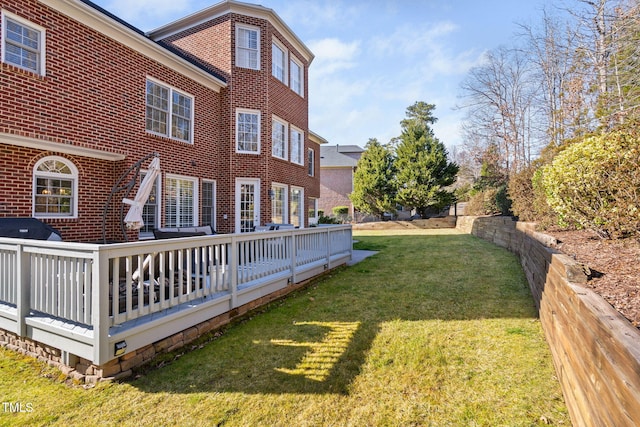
[146,79,193,143]
[308,148,315,177]
[2,12,45,75]
[272,41,286,83]
[236,109,260,154]
[236,25,259,70]
[272,118,287,160]
[290,127,304,165]
[290,57,303,96]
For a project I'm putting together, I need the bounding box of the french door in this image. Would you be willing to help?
[235,178,260,233]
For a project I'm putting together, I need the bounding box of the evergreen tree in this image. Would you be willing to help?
[395,104,459,216]
[400,101,438,131]
[350,138,396,216]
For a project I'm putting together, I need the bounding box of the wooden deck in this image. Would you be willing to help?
[0,225,352,365]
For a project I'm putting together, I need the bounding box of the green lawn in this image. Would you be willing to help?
[0,229,569,426]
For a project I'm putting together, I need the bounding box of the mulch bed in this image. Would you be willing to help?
[548,228,640,328]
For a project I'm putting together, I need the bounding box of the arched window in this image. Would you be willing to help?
[33,156,78,218]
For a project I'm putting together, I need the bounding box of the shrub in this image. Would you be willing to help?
[465,185,511,216]
[508,165,555,226]
[332,206,349,216]
[540,131,640,238]
[508,166,535,221]
[317,214,339,224]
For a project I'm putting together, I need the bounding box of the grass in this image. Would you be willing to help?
[0,229,569,426]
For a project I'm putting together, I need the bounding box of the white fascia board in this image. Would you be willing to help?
[148,0,315,64]
[38,0,227,92]
[309,130,329,145]
[1,133,126,161]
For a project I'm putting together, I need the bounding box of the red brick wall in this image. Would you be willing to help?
[0,0,226,240]
[319,167,354,216]
[1,1,319,238]
[160,12,319,228]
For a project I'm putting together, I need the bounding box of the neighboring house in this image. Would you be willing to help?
[0,0,323,241]
[319,144,363,218]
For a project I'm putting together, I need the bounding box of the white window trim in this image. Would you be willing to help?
[1,10,46,76]
[235,177,261,233]
[290,55,304,97]
[139,169,162,239]
[272,115,288,161]
[202,179,217,231]
[271,182,288,224]
[309,198,319,225]
[290,185,304,228]
[236,108,261,154]
[146,77,195,143]
[165,174,199,227]
[290,125,304,165]
[32,156,78,219]
[272,38,287,84]
[236,24,260,70]
[307,148,315,177]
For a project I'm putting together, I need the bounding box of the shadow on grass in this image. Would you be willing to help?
[131,233,537,396]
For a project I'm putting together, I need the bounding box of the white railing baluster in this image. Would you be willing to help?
[1,225,353,364]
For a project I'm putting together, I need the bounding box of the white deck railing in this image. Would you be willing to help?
[0,225,352,365]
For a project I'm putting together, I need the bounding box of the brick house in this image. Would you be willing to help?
[0,0,323,242]
[318,144,363,218]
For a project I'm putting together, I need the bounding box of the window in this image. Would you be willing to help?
[141,171,160,236]
[202,180,216,230]
[165,175,197,227]
[236,109,260,153]
[290,127,304,165]
[290,186,304,228]
[307,148,315,176]
[272,117,287,160]
[272,40,287,84]
[236,25,259,70]
[308,198,319,225]
[290,56,303,96]
[33,157,78,218]
[271,183,288,224]
[1,12,45,75]
[145,78,193,143]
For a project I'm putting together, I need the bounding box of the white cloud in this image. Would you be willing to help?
[307,38,361,76]
[371,21,458,57]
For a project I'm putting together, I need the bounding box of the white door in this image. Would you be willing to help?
[235,178,260,233]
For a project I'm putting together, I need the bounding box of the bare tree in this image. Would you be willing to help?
[458,46,539,176]
[518,8,585,148]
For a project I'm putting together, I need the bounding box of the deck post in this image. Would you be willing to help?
[15,244,29,337]
[93,248,111,365]
[291,232,297,284]
[230,237,238,308]
[326,228,332,268]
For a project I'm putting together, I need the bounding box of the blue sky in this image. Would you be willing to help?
[93,0,557,150]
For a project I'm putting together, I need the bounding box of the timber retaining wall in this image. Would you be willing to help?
[457,216,640,426]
